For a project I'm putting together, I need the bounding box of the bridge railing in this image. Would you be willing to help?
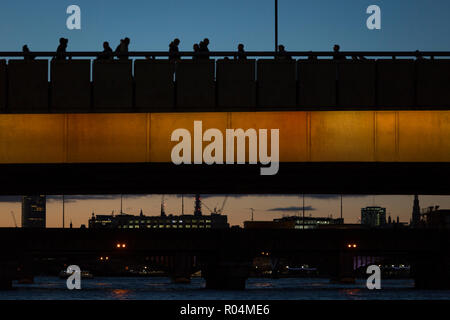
[0,51,449,113]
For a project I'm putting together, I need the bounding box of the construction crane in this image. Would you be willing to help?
[218,195,228,215]
[201,195,228,215]
[10,211,17,228]
[201,201,214,214]
[247,208,256,221]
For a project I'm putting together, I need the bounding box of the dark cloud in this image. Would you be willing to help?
[0,195,150,204]
[0,196,21,203]
[267,206,316,212]
[0,194,371,204]
[177,194,371,200]
[46,195,148,203]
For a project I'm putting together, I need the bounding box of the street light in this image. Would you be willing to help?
[275,0,278,53]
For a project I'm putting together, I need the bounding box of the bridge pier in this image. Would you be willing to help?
[16,255,35,284]
[329,250,356,284]
[0,263,15,290]
[169,254,194,284]
[202,262,250,290]
[412,253,450,289]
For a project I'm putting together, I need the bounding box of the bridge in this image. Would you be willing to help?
[1,51,450,291]
[0,52,450,194]
[1,228,449,290]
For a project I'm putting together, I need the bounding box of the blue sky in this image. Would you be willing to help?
[0,0,449,52]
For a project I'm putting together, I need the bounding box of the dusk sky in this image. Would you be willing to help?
[1,195,450,228]
[0,1,450,52]
[1,1,450,227]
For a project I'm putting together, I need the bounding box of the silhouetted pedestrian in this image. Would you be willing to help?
[237,43,246,60]
[22,45,35,61]
[98,41,113,60]
[55,38,69,60]
[276,45,292,60]
[193,43,200,60]
[169,38,181,61]
[115,37,130,60]
[199,38,210,59]
[333,44,346,60]
[115,39,123,56]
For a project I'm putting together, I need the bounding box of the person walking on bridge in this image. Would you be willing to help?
[193,43,200,60]
[169,38,181,61]
[55,38,69,60]
[115,37,130,60]
[98,41,113,60]
[22,45,35,61]
[276,45,292,60]
[199,38,210,59]
[237,43,247,60]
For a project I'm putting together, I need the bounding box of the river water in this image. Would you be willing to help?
[1,277,449,300]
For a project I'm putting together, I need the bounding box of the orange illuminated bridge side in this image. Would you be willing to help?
[0,110,450,164]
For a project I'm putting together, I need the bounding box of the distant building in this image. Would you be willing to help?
[244,220,296,229]
[361,206,386,227]
[22,195,46,228]
[422,207,450,229]
[89,210,229,230]
[244,216,343,230]
[274,216,344,229]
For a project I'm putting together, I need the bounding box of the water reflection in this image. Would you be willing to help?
[111,289,131,300]
[4,277,450,300]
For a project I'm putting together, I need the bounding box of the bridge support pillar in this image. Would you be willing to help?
[169,254,193,284]
[412,253,450,290]
[330,250,356,284]
[17,255,35,284]
[202,259,251,290]
[0,263,15,290]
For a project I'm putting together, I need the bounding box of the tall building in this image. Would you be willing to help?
[361,206,386,227]
[194,194,202,216]
[22,195,46,228]
[411,194,421,227]
[422,207,450,229]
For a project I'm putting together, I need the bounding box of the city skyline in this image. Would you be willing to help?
[1,194,450,228]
